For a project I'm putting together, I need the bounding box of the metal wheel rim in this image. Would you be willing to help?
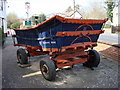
[42,64,49,78]
[17,53,22,63]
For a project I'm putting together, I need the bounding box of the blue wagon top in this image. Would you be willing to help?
[13,15,108,31]
[13,15,108,51]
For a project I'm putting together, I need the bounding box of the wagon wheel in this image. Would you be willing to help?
[40,59,56,81]
[17,48,28,64]
[83,49,100,69]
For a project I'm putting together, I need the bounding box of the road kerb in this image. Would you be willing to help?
[98,40,120,48]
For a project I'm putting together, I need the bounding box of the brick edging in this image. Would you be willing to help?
[98,40,120,48]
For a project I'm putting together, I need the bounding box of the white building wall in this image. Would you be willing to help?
[112,2,120,26]
[0,0,7,34]
[118,3,120,26]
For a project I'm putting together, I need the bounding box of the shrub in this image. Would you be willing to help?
[20,25,32,29]
[10,22,21,29]
[0,28,5,45]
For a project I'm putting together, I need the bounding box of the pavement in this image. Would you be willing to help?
[97,28,120,61]
[94,42,120,61]
[98,28,120,47]
[1,36,119,89]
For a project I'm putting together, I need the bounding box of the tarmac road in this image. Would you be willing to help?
[2,37,118,88]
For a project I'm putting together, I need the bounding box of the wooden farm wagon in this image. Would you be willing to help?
[12,15,108,81]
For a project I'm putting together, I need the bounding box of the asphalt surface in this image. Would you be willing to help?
[2,37,118,88]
